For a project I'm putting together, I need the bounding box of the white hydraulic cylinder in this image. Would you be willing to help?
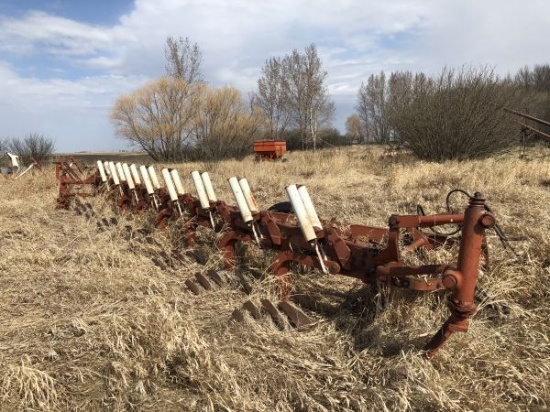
[122,164,135,190]
[139,165,154,195]
[115,162,126,182]
[130,164,141,185]
[108,162,120,186]
[170,169,186,196]
[297,185,322,230]
[162,168,179,202]
[228,176,253,223]
[238,178,259,213]
[285,184,317,242]
[147,166,161,190]
[201,172,217,202]
[191,170,210,209]
[96,160,107,183]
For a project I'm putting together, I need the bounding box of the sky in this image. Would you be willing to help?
[0,0,549,153]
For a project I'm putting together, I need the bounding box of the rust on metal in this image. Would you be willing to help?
[185,279,201,295]
[242,300,262,320]
[195,272,212,290]
[231,309,245,323]
[505,108,550,142]
[59,159,506,359]
[206,270,224,286]
[277,301,313,330]
[261,299,286,330]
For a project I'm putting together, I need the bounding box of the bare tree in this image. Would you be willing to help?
[356,79,372,141]
[165,36,203,84]
[356,72,394,143]
[532,64,550,93]
[111,78,267,161]
[515,65,533,90]
[345,114,365,143]
[284,44,334,150]
[111,77,202,161]
[8,133,55,164]
[254,44,334,150]
[193,86,266,160]
[255,57,291,139]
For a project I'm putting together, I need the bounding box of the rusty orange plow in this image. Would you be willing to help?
[55,158,508,359]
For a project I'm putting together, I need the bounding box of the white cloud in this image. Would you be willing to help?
[0,11,121,57]
[0,0,549,151]
[0,62,148,151]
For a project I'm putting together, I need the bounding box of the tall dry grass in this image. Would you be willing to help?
[0,145,549,411]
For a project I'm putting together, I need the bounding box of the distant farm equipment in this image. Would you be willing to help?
[506,108,550,143]
[253,140,287,161]
[55,158,507,359]
[0,152,42,178]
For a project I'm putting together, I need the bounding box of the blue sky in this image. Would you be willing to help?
[0,0,549,152]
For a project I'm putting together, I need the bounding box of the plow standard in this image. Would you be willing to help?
[55,158,505,359]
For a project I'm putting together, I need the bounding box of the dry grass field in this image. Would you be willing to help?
[1,145,549,411]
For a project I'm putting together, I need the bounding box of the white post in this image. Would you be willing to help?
[201,172,218,202]
[297,185,322,230]
[286,184,327,273]
[161,168,179,202]
[96,160,107,183]
[191,171,210,209]
[108,162,120,186]
[130,164,142,185]
[285,184,316,242]
[228,176,253,223]
[170,169,186,196]
[122,164,135,190]
[139,165,154,195]
[238,178,259,213]
[162,168,183,215]
[140,165,158,209]
[147,166,161,190]
[115,162,126,182]
[124,163,140,202]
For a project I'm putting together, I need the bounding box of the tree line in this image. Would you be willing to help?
[112,36,550,162]
[348,64,550,160]
[111,38,339,162]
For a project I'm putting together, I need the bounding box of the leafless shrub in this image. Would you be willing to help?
[8,133,55,164]
[388,67,522,161]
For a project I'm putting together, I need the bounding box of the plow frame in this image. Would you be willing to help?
[59,159,502,359]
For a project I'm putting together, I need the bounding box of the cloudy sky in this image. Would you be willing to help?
[0,0,549,152]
